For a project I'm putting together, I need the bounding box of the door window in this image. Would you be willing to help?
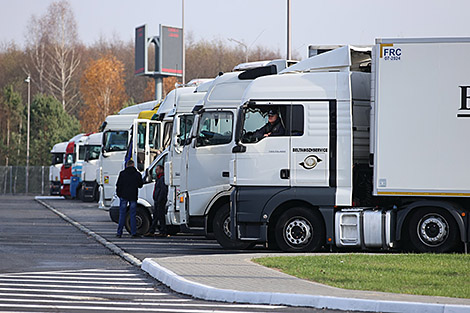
[241,105,304,143]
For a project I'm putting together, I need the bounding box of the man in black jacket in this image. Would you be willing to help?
[116,159,143,238]
[144,165,168,237]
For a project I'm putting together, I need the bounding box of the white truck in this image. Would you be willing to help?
[49,141,67,195]
[109,84,210,234]
[98,114,138,208]
[170,61,295,248]
[229,38,470,253]
[80,132,102,201]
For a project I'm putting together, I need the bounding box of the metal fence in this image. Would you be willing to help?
[0,166,50,195]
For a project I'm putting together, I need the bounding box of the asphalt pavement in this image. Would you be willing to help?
[0,195,339,313]
[34,196,470,313]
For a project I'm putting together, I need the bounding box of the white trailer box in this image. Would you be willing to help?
[373,38,470,197]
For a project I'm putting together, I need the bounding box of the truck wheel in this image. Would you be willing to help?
[407,207,459,253]
[275,207,324,252]
[78,186,84,202]
[213,204,255,250]
[125,206,151,235]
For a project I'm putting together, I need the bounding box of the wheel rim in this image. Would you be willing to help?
[136,215,143,228]
[416,213,449,247]
[223,215,231,238]
[284,217,312,248]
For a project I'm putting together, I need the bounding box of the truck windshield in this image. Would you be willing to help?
[51,153,64,165]
[86,145,101,161]
[64,153,74,166]
[196,111,233,147]
[103,131,128,152]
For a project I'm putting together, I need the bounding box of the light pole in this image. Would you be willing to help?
[182,0,185,84]
[25,75,31,194]
[287,0,292,60]
[228,38,248,63]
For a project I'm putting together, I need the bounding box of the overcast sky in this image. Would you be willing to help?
[1,0,470,59]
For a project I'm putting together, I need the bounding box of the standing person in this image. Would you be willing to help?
[145,165,168,237]
[116,159,143,238]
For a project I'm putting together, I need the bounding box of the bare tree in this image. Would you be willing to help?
[24,0,81,113]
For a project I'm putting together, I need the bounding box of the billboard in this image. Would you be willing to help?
[159,25,183,77]
[135,25,147,76]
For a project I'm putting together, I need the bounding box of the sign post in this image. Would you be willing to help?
[135,24,183,101]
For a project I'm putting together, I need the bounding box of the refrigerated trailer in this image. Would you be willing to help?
[229,39,470,253]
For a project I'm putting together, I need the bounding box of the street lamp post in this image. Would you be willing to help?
[228,38,248,63]
[287,0,292,60]
[25,76,31,194]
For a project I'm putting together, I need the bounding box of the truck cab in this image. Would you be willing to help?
[174,62,291,248]
[49,141,67,195]
[80,132,102,201]
[109,84,209,234]
[60,133,85,198]
[98,115,137,208]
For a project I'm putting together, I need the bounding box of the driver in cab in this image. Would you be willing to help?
[254,109,285,139]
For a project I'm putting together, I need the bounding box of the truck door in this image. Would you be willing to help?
[132,119,162,172]
[290,101,330,187]
[186,110,234,216]
[235,103,290,186]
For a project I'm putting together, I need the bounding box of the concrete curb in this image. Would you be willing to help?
[35,198,470,313]
[35,197,142,267]
[141,258,470,313]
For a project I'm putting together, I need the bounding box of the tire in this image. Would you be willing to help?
[78,185,85,202]
[125,206,151,235]
[406,207,459,253]
[275,207,325,252]
[213,204,255,250]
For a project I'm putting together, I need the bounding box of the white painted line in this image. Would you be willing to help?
[0,303,261,313]
[34,196,65,200]
[0,293,192,302]
[0,283,154,290]
[0,298,285,309]
[0,278,149,285]
[0,287,165,296]
[0,269,139,277]
[141,258,470,313]
[0,273,142,281]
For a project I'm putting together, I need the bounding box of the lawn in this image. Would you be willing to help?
[254,254,470,298]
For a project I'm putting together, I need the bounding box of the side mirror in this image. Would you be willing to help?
[232,144,246,153]
[175,116,181,137]
[144,168,152,183]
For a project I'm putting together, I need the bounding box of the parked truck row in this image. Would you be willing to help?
[50,38,470,253]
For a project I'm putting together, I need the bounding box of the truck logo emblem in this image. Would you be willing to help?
[299,155,322,170]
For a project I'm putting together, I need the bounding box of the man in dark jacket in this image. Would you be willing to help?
[116,159,143,238]
[144,165,168,237]
[254,109,285,139]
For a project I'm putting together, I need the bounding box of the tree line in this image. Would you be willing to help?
[0,0,283,166]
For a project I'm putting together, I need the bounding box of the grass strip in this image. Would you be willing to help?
[254,254,470,298]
